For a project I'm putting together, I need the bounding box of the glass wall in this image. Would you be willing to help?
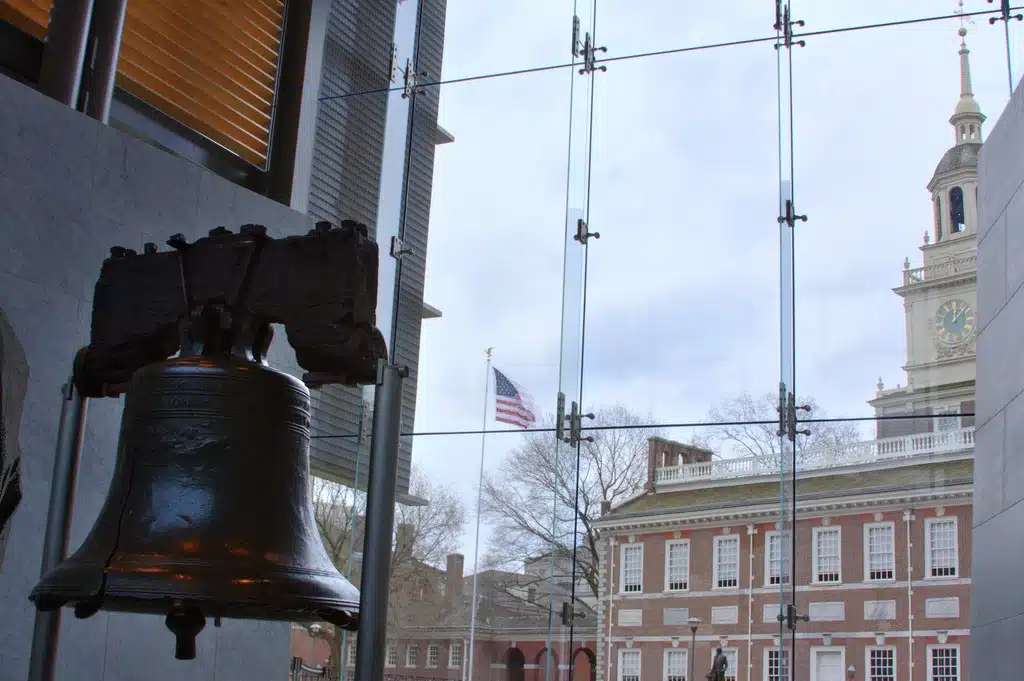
[300,2,1018,681]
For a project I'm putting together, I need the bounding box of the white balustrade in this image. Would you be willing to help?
[903,256,976,285]
[654,427,974,485]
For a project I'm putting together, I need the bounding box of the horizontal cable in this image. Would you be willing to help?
[317,6,1009,103]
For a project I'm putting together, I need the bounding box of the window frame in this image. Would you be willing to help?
[924,517,959,579]
[866,646,896,681]
[619,648,641,681]
[449,643,462,669]
[663,648,688,681]
[763,647,789,681]
[764,531,789,587]
[926,644,961,681]
[934,408,962,433]
[426,644,441,668]
[406,644,419,668]
[620,542,644,594]
[347,641,357,667]
[713,535,740,590]
[386,644,398,668]
[812,526,842,584]
[863,522,896,583]
[664,539,690,592]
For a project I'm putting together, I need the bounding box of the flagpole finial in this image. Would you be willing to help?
[485,347,493,361]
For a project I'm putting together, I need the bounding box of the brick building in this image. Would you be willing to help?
[591,32,981,681]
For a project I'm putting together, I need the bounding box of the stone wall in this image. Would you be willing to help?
[971,77,1024,681]
[0,73,312,681]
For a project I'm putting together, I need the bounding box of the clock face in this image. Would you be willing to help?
[935,299,976,345]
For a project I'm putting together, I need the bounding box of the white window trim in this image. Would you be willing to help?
[812,526,842,584]
[865,646,897,681]
[620,542,644,594]
[426,644,441,668]
[924,517,959,579]
[809,647,846,681]
[406,644,419,668]
[926,644,961,681]
[863,521,896,583]
[934,407,962,432]
[664,539,690,592]
[663,648,688,681]
[618,648,641,681]
[449,643,462,669]
[713,535,740,590]
[762,647,789,681]
[385,644,397,668]
[764,531,787,587]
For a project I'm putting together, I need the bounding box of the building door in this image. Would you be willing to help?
[813,651,842,681]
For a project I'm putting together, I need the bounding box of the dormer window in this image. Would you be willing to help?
[949,187,965,233]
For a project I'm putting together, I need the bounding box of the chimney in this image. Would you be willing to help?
[600,500,611,516]
[396,523,415,558]
[445,553,464,607]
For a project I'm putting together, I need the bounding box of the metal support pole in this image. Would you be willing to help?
[38,0,97,108]
[353,362,406,681]
[27,359,89,681]
[82,0,128,123]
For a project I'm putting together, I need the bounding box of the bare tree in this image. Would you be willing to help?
[691,391,863,465]
[480,405,662,602]
[310,464,466,665]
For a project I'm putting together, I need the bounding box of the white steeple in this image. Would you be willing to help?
[949,27,985,145]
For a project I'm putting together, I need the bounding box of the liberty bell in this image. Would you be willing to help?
[30,222,388,659]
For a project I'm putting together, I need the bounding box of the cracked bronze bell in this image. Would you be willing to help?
[29,354,359,659]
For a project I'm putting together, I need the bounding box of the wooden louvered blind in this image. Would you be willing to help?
[0,0,50,40]
[118,0,286,167]
[0,0,285,168]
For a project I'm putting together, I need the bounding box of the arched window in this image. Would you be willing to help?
[935,196,943,241]
[949,186,965,233]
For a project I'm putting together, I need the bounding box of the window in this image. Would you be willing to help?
[406,644,419,667]
[868,647,895,681]
[765,532,789,586]
[934,197,942,241]
[347,642,357,666]
[664,649,688,681]
[864,523,895,581]
[765,648,789,681]
[926,517,958,578]
[713,536,740,588]
[619,650,641,681]
[949,187,965,233]
[621,543,644,593]
[812,527,841,583]
[935,409,961,433]
[665,539,690,591]
[709,648,738,681]
[427,644,441,668]
[386,645,398,668]
[928,646,960,681]
[449,643,462,668]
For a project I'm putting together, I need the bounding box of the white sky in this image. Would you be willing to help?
[396,0,1022,562]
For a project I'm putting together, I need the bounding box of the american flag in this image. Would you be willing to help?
[493,367,536,429]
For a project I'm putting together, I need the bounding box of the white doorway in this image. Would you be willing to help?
[811,648,844,681]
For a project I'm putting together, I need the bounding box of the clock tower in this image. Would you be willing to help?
[870,28,980,437]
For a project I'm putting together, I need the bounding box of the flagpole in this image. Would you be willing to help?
[466,346,492,681]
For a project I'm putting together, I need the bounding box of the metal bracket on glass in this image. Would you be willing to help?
[571,15,582,57]
[563,400,594,447]
[390,235,413,259]
[578,32,607,75]
[777,603,810,631]
[555,392,567,442]
[573,218,600,245]
[402,58,428,99]
[777,199,807,229]
[560,600,587,626]
[777,389,811,442]
[390,44,400,83]
[988,0,1023,25]
[773,3,806,50]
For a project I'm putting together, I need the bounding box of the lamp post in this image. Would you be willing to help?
[687,617,703,681]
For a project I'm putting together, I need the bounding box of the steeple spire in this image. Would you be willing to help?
[950,27,985,145]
